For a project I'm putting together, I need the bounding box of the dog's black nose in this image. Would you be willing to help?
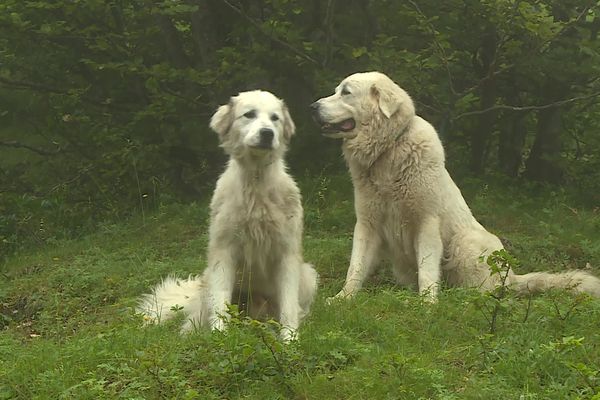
[259,128,274,146]
[309,101,320,111]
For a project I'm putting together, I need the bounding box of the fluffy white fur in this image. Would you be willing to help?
[311,71,600,301]
[138,90,318,341]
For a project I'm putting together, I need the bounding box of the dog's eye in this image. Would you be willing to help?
[270,114,280,122]
[341,87,351,96]
[243,110,256,118]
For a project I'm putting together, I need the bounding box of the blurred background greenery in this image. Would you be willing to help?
[1,0,599,259]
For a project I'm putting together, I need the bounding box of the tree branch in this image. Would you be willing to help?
[0,76,135,113]
[455,1,597,101]
[219,0,320,65]
[453,91,600,120]
[323,0,336,67]
[0,140,61,156]
[155,14,191,68]
[0,76,63,95]
[407,0,457,95]
[538,2,594,53]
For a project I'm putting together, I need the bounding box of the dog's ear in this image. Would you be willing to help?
[370,83,402,119]
[209,99,235,139]
[282,102,296,141]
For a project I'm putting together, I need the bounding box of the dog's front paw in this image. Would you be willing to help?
[280,327,298,343]
[419,286,439,304]
[210,317,226,332]
[421,294,438,304]
[325,290,354,305]
[181,317,201,334]
[324,296,338,305]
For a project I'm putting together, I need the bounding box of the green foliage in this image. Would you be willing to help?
[1,175,599,399]
[0,3,598,396]
[476,249,519,334]
[1,0,599,258]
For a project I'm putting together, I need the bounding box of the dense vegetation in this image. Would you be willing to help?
[1,1,600,398]
[2,176,600,399]
[1,0,600,258]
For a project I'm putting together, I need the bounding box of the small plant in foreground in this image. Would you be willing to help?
[478,249,519,335]
[194,305,303,398]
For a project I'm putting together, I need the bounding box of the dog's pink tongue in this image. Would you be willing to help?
[341,120,354,130]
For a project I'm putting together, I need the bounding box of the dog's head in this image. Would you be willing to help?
[310,71,414,140]
[209,90,295,158]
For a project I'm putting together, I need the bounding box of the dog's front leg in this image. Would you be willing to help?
[415,216,443,301]
[329,221,381,302]
[204,249,237,331]
[277,257,302,342]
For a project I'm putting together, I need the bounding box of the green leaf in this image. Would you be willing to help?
[352,47,367,58]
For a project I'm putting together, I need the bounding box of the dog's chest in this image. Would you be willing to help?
[354,167,413,210]
[232,190,289,245]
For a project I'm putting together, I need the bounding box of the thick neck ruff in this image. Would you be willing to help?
[392,118,412,142]
[343,116,413,169]
[230,156,282,188]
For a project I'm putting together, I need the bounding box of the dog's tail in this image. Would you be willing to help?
[137,275,204,324]
[510,269,600,297]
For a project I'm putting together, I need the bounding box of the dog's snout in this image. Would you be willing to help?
[259,128,274,146]
[310,101,324,125]
[260,128,274,140]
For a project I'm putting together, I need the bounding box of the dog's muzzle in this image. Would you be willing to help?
[310,101,356,135]
[256,128,274,148]
[309,101,323,124]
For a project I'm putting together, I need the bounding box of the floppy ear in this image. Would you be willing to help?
[282,102,296,141]
[371,83,402,119]
[209,99,235,139]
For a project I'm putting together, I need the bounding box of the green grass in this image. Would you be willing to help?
[1,174,600,399]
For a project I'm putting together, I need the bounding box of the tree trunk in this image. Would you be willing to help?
[498,113,527,177]
[470,26,497,174]
[323,0,336,66]
[190,0,214,67]
[156,15,190,68]
[359,0,379,44]
[523,102,564,183]
[498,76,527,177]
[471,77,496,173]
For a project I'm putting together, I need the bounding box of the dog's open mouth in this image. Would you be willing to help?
[320,118,356,134]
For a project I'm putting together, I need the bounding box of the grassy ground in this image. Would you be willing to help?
[1,173,600,399]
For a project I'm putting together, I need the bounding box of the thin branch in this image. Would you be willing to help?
[219,0,320,65]
[160,84,204,105]
[537,3,593,53]
[48,165,92,194]
[323,0,336,67]
[407,0,457,95]
[0,76,64,95]
[414,100,442,114]
[0,77,135,113]
[0,140,61,156]
[258,330,295,397]
[456,1,597,101]
[567,128,584,159]
[522,292,533,323]
[453,91,600,120]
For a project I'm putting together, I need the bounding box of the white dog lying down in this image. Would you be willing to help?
[311,71,600,301]
[138,90,318,340]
